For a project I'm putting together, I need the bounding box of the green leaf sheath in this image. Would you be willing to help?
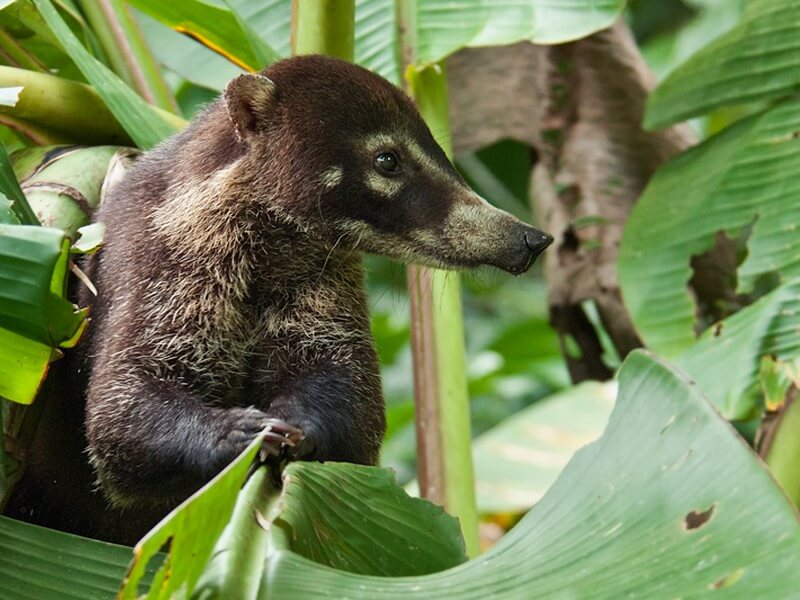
[291,0,355,59]
[404,63,480,558]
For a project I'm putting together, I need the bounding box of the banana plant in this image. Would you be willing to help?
[618,0,800,501]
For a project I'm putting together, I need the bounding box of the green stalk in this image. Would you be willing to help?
[765,391,800,506]
[0,66,186,145]
[76,0,180,112]
[290,0,354,58]
[405,63,480,558]
[0,29,46,72]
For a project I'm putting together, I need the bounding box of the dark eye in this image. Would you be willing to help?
[374,152,399,174]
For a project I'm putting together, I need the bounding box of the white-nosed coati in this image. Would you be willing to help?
[5,55,552,544]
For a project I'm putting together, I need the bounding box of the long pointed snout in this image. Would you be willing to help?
[440,192,553,275]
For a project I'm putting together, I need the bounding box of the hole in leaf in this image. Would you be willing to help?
[689,230,749,335]
[684,503,716,531]
[710,567,745,589]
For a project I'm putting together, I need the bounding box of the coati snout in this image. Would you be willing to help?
[223,56,553,275]
[8,55,552,545]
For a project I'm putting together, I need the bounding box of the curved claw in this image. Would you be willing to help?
[263,419,305,443]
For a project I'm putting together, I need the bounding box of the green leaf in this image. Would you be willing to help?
[0,191,19,224]
[0,515,158,600]
[673,279,800,420]
[195,461,468,597]
[72,222,104,254]
[619,98,800,356]
[119,432,263,600]
[0,327,53,403]
[277,463,467,576]
[472,381,615,515]
[0,142,36,225]
[127,0,279,72]
[31,0,177,149]
[0,224,85,340]
[261,351,800,597]
[646,0,800,129]
[415,0,626,62]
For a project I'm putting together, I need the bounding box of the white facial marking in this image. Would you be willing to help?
[320,166,343,189]
[365,171,402,196]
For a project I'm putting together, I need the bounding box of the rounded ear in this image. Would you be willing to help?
[224,73,276,141]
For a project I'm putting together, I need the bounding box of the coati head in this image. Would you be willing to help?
[223,55,552,275]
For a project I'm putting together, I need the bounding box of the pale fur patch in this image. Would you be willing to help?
[320,166,343,189]
[365,171,402,197]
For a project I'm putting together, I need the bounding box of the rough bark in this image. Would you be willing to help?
[446,22,697,382]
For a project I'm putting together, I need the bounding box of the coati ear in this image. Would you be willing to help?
[224,73,276,141]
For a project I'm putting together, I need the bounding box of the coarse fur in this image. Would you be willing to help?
[5,56,551,544]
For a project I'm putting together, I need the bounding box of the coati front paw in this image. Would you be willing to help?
[215,407,304,466]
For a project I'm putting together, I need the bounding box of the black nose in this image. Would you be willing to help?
[524,229,554,256]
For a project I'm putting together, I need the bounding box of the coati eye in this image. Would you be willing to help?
[374,152,400,174]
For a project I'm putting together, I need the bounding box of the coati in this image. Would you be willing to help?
[6,55,552,544]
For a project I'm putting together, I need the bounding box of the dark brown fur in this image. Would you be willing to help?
[6,56,551,544]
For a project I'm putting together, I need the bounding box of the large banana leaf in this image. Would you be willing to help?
[472,380,615,515]
[136,0,626,89]
[1,352,798,597]
[134,351,800,597]
[646,0,800,129]
[619,97,800,356]
[258,352,800,597]
[0,515,157,600]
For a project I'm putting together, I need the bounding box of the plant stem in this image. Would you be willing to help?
[0,29,46,72]
[0,66,186,145]
[405,63,480,558]
[76,0,180,113]
[290,0,354,58]
[764,389,800,506]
